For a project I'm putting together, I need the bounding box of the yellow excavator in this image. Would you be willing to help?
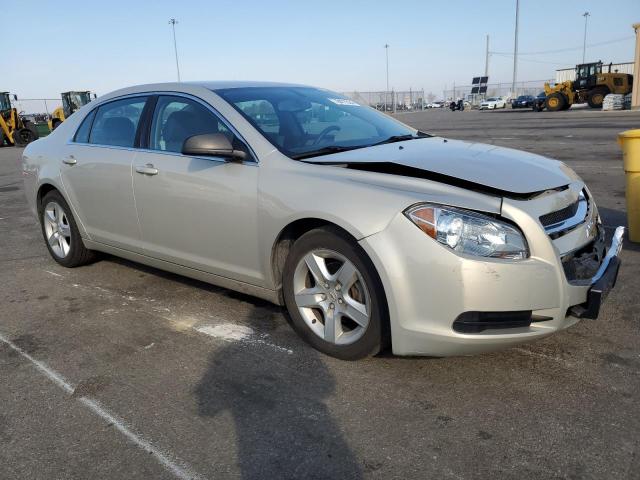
[48,91,96,130]
[0,92,38,146]
[544,62,633,111]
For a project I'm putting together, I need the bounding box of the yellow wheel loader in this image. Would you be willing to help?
[0,92,38,146]
[543,62,633,112]
[48,91,95,130]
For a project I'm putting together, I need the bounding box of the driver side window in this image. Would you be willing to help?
[150,96,231,153]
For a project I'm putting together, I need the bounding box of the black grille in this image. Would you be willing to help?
[539,200,579,227]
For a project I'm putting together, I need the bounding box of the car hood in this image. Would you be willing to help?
[303,137,576,195]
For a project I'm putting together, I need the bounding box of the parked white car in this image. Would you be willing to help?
[480,97,507,110]
[22,81,624,359]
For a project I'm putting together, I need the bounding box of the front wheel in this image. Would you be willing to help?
[587,88,607,108]
[40,190,96,267]
[545,93,566,112]
[282,227,389,360]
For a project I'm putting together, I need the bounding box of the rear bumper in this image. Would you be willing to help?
[358,209,624,357]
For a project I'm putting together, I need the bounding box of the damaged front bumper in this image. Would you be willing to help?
[569,226,624,319]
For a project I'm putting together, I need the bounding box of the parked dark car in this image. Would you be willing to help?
[511,95,535,109]
[532,92,547,112]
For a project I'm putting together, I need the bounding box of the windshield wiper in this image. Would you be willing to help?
[290,145,367,160]
[372,131,430,146]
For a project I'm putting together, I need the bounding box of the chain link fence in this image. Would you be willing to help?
[443,79,553,105]
[12,98,60,117]
[341,90,428,112]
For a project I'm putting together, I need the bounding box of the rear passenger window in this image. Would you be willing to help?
[74,109,96,143]
[89,97,147,148]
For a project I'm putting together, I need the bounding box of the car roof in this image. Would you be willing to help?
[93,81,325,104]
[187,81,311,90]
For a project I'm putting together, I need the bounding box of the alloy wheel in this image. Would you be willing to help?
[292,249,371,345]
[43,201,71,258]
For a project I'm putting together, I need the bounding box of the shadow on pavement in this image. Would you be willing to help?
[193,306,363,480]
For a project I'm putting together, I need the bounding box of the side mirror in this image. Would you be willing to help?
[93,93,97,99]
[182,133,247,161]
[13,94,18,101]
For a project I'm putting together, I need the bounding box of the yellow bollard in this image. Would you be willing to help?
[618,129,640,242]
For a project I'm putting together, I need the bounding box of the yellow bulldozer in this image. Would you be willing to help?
[0,92,38,146]
[48,91,96,130]
[543,62,633,111]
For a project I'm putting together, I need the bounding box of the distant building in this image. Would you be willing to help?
[555,62,634,83]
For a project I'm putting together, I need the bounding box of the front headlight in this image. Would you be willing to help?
[404,204,529,259]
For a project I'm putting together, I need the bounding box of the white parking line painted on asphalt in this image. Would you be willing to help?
[0,332,204,480]
[43,270,63,277]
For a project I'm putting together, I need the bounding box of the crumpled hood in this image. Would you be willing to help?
[305,137,577,195]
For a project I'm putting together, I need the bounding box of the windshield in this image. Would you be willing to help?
[0,93,11,111]
[517,96,528,100]
[486,97,498,101]
[215,86,421,159]
[63,92,92,116]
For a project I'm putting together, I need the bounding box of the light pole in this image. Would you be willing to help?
[169,18,181,82]
[582,12,590,63]
[484,34,490,77]
[384,44,390,109]
[511,0,520,99]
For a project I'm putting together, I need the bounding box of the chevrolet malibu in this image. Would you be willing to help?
[22,82,624,360]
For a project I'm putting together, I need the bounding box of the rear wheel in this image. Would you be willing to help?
[12,128,35,146]
[282,227,388,360]
[40,190,96,267]
[545,93,566,112]
[587,88,607,109]
[26,124,39,140]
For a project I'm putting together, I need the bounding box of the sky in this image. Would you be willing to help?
[6,0,639,102]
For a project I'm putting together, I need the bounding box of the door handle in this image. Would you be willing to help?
[135,164,159,176]
[62,156,77,165]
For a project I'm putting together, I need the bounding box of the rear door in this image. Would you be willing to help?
[131,94,262,285]
[60,95,148,251]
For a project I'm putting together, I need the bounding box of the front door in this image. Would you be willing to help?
[132,95,263,286]
[60,96,148,251]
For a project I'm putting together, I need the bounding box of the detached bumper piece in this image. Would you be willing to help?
[569,226,625,320]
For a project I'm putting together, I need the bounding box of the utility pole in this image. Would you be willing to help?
[484,34,490,77]
[384,44,390,109]
[582,12,591,63]
[169,18,181,82]
[511,0,520,99]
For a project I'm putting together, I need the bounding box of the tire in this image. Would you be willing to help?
[282,227,389,360]
[40,190,96,267]
[545,93,566,112]
[587,88,607,109]
[27,124,40,140]
[12,128,35,146]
